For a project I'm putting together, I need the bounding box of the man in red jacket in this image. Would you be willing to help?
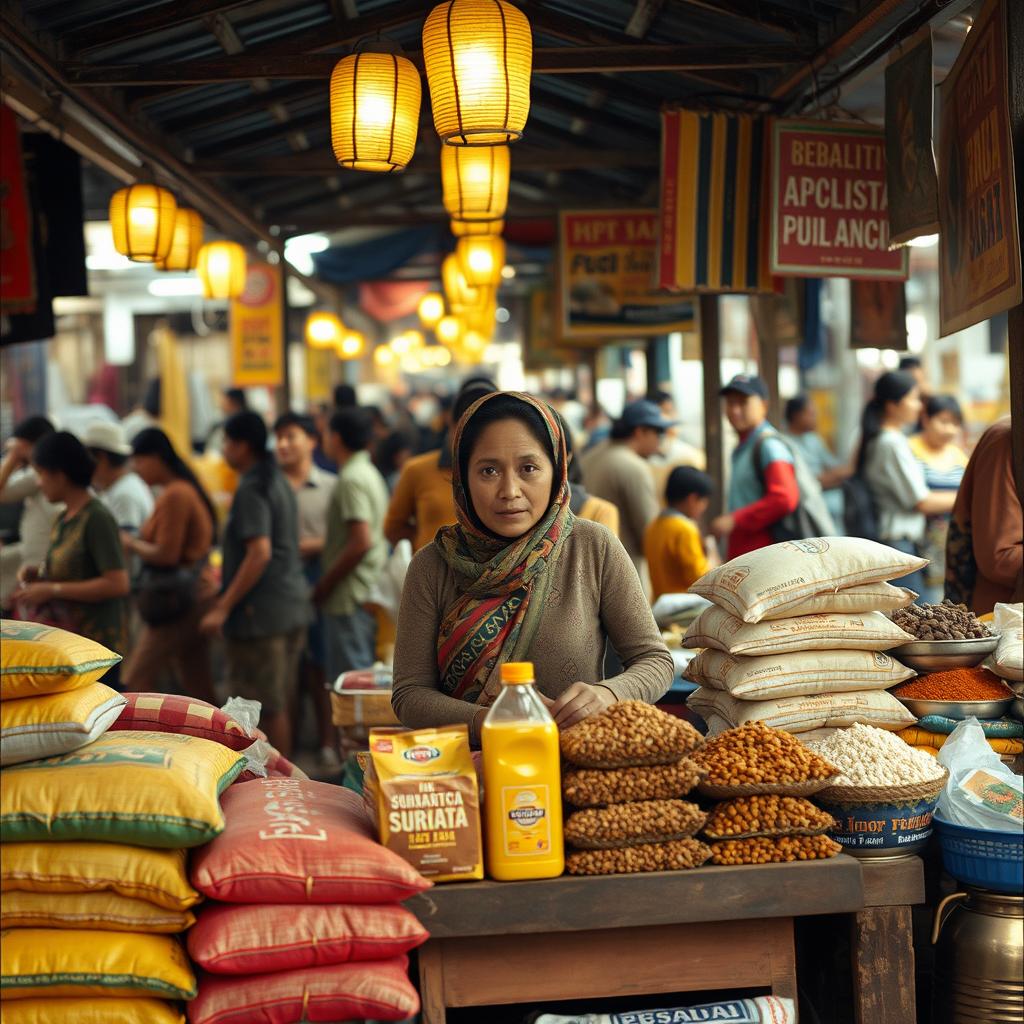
[710,374,800,559]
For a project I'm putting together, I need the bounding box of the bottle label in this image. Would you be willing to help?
[501,784,552,856]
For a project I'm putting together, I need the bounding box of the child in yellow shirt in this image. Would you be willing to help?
[644,466,715,600]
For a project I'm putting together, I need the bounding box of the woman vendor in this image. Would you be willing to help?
[392,392,674,742]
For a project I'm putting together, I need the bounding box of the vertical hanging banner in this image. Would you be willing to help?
[885,27,940,247]
[849,280,908,349]
[770,120,908,279]
[558,209,695,344]
[0,107,35,312]
[659,110,773,293]
[230,261,284,387]
[306,346,334,402]
[938,0,1020,336]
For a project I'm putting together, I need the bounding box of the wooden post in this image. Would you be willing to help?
[759,331,783,428]
[700,294,725,516]
[1007,0,1024,514]
[279,253,292,411]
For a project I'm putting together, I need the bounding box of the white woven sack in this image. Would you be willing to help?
[689,538,927,624]
[684,606,914,655]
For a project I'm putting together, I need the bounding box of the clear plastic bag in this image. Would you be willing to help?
[937,717,1024,830]
[221,697,269,779]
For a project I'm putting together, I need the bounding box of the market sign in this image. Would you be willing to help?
[937,0,1021,336]
[558,209,695,344]
[885,27,940,247]
[0,107,35,312]
[770,120,908,279]
[658,110,774,294]
[230,261,284,387]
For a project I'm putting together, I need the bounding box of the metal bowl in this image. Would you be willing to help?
[895,696,1014,721]
[889,634,999,672]
[1012,698,1024,723]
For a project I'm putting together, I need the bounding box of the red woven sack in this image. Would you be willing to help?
[108,694,255,751]
[186,959,420,1024]
[187,903,428,974]
[189,778,430,904]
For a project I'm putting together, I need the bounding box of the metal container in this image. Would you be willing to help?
[932,887,1024,1023]
[890,635,999,672]
[1011,698,1024,723]
[896,696,1014,721]
[817,793,939,858]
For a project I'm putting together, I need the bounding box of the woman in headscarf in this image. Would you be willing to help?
[392,392,674,744]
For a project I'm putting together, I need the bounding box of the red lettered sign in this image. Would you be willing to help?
[770,120,908,279]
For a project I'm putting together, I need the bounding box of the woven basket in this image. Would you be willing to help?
[697,777,837,800]
[817,767,948,806]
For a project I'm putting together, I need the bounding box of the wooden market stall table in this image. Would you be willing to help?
[406,854,924,1024]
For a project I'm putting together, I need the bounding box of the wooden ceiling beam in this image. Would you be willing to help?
[160,82,322,135]
[62,44,807,85]
[625,0,667,39]
[195,146,659,177]
[672,0,802,40]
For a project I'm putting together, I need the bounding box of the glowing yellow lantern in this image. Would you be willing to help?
[306,311,344,350]
[442,252,482,311]
[155,208,204,271]
[436,315,463,346]
[109,184,177,262]
[374,345,396,368]
[457,235,505,287]
[196,241,247,299]
[338,329,366,360]
[422,0,532,145]
[433,347,452,367]
[441,144,509,222]
[330,52,422,172]
[417,292,445,329]
[451,217,504,237]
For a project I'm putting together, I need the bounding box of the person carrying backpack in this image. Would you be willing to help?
[710,375,835,559]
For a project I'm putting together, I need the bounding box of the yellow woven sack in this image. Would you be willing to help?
[1,683,127,766]
[1,891,195,933]
[0,997,185,1024]
[0,731,246,848]
[0,841,199,911]
[0,928,196,999]
[0,620,121,700]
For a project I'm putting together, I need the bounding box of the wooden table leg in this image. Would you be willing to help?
[768,916,798,1003]
[418,941,447,1024]
[850,906,916,1024]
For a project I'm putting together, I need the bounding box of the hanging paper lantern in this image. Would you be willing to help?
[418,292,445,329]
[156,208,204,271]
[436,315,463,346]
[422,0,532,145]
[109,184,177,262]
[451,217,504,237]
[441,144,509,222]
[196,241,247,299]
[330,52,422,172]
[457,235,505,287]
[306,311,344,350]
[338,329,366,360]
[442,252,483,312]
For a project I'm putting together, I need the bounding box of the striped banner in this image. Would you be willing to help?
[658,109,774,293]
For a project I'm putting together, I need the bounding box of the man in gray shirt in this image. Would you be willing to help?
[200,412,310,756]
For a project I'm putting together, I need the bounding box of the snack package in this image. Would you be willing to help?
[368,725,484,882]
[534,996,796,1024]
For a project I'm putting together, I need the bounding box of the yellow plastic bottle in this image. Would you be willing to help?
[481,661,564,880]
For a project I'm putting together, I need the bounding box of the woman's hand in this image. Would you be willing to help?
[17,564,40,585]
[199,603,229,637]
[120,530,136,554]
[549,682,617,729]
[17,581,56,610]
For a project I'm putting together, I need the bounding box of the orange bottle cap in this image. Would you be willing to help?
[500,661,535,684]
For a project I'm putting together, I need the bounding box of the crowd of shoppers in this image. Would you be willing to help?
[0,362,1017,769]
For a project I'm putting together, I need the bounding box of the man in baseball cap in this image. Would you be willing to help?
[580,399,673,578]
[82,420,153,536]
[711,373,799,558]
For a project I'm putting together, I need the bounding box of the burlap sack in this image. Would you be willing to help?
[687,686,917,734]
[685,648,915,700]
[689,539,927,623]
[684,607,914,656]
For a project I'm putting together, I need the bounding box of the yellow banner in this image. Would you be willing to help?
[306,346,334,402]
[230,261,284,387]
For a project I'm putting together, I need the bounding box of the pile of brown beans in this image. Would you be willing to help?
[710,835,842,866]
[562,759,703,808]
[693,722,837,787]
[566,837,712,876]
[891,600,991,641]
[703,796,835,840]
[560,701,703,769]
[565,799,706,850]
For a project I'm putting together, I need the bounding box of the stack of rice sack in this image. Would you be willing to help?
[559,701,712,876]
[186,777,427,1024]
[0,666,246,1021]
[684,539,923,736]
[692,722,844,865]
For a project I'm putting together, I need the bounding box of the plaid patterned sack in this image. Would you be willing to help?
[108,693,256,751]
